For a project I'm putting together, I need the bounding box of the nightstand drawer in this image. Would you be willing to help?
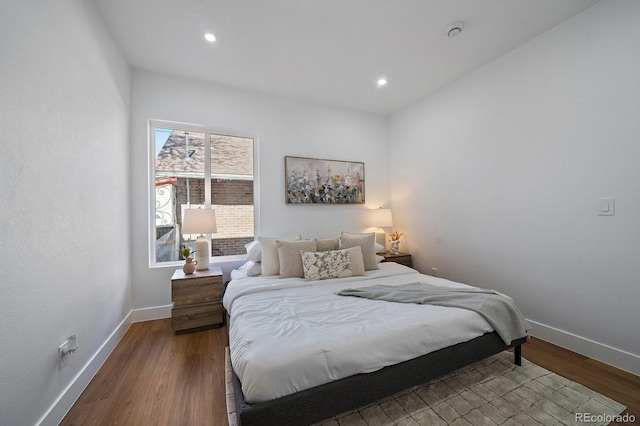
[171,275,223,306]
[171,302,224,331]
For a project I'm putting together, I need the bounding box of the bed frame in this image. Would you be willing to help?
[228,312,527,426]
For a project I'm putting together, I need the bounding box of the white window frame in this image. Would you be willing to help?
[148,119,260,268]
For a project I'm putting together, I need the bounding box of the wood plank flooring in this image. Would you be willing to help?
[521,337,639,426]
[61,320,639,425]
[61,319,228,426]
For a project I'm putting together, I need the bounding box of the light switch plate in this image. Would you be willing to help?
[598,198,615,216]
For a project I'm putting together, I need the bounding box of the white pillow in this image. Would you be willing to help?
[340,232,379,271]
[374,242,385,254]
[259,235,302,276]
[238,260,262,276]
[276,239,317,278]
[244,240,261,262]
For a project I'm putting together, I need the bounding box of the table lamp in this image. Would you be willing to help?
[182,208,217,270]
[369,208,393,252]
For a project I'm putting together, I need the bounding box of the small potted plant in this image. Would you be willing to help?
[179,246,197,274]
[389,231,403,255]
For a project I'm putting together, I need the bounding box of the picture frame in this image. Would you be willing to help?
[285,156,365,204]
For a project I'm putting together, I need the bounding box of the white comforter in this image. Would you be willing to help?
[223,263,494,404]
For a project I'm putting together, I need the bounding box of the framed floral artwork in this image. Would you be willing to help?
[285,156,365,204]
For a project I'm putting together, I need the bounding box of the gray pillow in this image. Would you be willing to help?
[276,240,317,278]
[316,238,339,252]
[344,246,365,276]
[258,235,301,276]
[340,232,379,271]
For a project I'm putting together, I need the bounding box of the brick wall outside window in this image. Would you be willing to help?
[176,178,254,256]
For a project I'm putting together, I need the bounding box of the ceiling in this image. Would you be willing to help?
[92,0,599,115]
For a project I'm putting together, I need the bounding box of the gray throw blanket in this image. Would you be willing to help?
[337,283,530,345]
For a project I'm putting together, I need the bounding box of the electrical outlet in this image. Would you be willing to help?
[58,335,78,368]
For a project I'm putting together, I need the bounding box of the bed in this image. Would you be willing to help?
[224,242,529,426]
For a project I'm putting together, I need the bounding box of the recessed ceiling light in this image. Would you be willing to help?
[204,33,217,42]
[377,78,387,87]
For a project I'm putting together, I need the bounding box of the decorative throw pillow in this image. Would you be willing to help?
[259,235,302,276]
[276,240,317,278]
[316,238,339,252]
[343,246,365,276]
[301,249,354,281]
[340,232,379,271]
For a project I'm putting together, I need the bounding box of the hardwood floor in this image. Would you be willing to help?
[61,321,639,425]
[521,337,639,426]
[61,319,228,426]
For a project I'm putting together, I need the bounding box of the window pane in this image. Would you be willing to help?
[154,129,206,262]
[210,134,254,256]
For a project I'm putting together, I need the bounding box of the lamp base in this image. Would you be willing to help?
[194,236,210,270]
[375,232,386,253]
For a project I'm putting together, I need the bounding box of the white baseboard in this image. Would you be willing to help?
[130,304,171,322]
[528,319,640,377]
[37,312,133,426]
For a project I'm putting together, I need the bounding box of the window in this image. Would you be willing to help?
[150,121,256,265]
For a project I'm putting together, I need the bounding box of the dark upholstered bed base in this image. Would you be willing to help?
[229,321,527,426]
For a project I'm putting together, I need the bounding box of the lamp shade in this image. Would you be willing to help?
[369,208,393,228]
[182,208,217,234]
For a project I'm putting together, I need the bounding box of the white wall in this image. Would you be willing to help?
[0,1,131,425]
[390,0,640,374]
[130,70,390,313]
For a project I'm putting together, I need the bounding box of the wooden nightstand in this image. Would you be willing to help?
[171,266,224,333]
[381,252,412,268]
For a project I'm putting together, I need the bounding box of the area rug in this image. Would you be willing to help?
[225,348,626,426]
